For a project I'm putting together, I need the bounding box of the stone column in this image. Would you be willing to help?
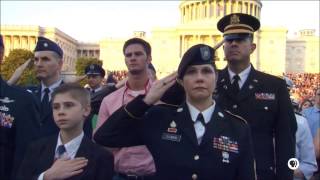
[189,5,192,21]
[196,2,199,20]
[193,3,196,20]
[181,6,184,23]
[18,36,21,49]
[226,0,230,14]
[212,0,217,19]
[243,2,245,13]
[206,0,210,18]
[235,1,238,13]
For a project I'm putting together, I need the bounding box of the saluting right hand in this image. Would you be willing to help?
[143,72,177,105]
[44,157,88,180]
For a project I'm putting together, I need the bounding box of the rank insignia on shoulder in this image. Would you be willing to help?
[255,93,275,100]
[167,121,177,133]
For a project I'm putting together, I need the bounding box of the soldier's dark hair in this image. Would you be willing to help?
[51,83,90,106]
[123,38,151,56]
[248,34,254,42]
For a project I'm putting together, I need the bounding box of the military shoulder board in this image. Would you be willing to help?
[224,110,248,124]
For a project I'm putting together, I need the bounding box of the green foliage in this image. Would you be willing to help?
[75,57,103,86]
[0,49,38,86]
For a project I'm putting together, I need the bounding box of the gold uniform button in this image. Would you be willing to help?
[192,174,198,180]
[194,155,199,160]
[233,104,238,109]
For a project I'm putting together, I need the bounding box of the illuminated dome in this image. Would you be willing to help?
[179,0,262,26]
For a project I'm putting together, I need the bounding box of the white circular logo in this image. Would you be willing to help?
[287,158,299,170]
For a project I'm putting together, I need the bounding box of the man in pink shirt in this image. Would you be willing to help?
[96,38,155,179]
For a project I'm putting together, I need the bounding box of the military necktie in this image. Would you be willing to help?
[196,113,206,127]
[195,113,206,144]
[231,75,240,94]
[56,144,66,159]
[40,88,50,119]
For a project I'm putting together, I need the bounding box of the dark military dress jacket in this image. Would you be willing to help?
[94,95,256,180]
[0,76,40,180]
[215,66,297,180]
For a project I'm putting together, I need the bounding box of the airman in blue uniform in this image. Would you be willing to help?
[0,34,40,180]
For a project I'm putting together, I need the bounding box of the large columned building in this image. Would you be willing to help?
[99,0,291,76]
[1,0,319,77]
[0,25,100,74]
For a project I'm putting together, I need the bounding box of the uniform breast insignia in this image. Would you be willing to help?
[167,121,177,133]
[177,108,183,112]
[0,105,9,112]
[162,120,181,142]
[161,133,181,142]
[255,93,275,100]
[213,136,239,154]
[222,151,230,163]
[0,97,15,103]
[0,112,14,128]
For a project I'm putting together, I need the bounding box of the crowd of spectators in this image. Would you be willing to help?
[109,70,128,82]
[285,73,320,108]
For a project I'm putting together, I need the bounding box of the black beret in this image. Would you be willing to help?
[34,36,63,58]
[0,34,3,48]
[177,44,215,79]
[85,64,105,77]
[217,13,260,40]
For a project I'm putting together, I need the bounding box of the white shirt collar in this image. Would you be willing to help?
[41,79,63,100]
[186,101,216,124]
[55,131,84,159]
[228,64,251,88]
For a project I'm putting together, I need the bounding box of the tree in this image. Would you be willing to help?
[75,57,103,86]
[0,49,38,86]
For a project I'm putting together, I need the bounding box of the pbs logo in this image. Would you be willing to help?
[287,158,299,170]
